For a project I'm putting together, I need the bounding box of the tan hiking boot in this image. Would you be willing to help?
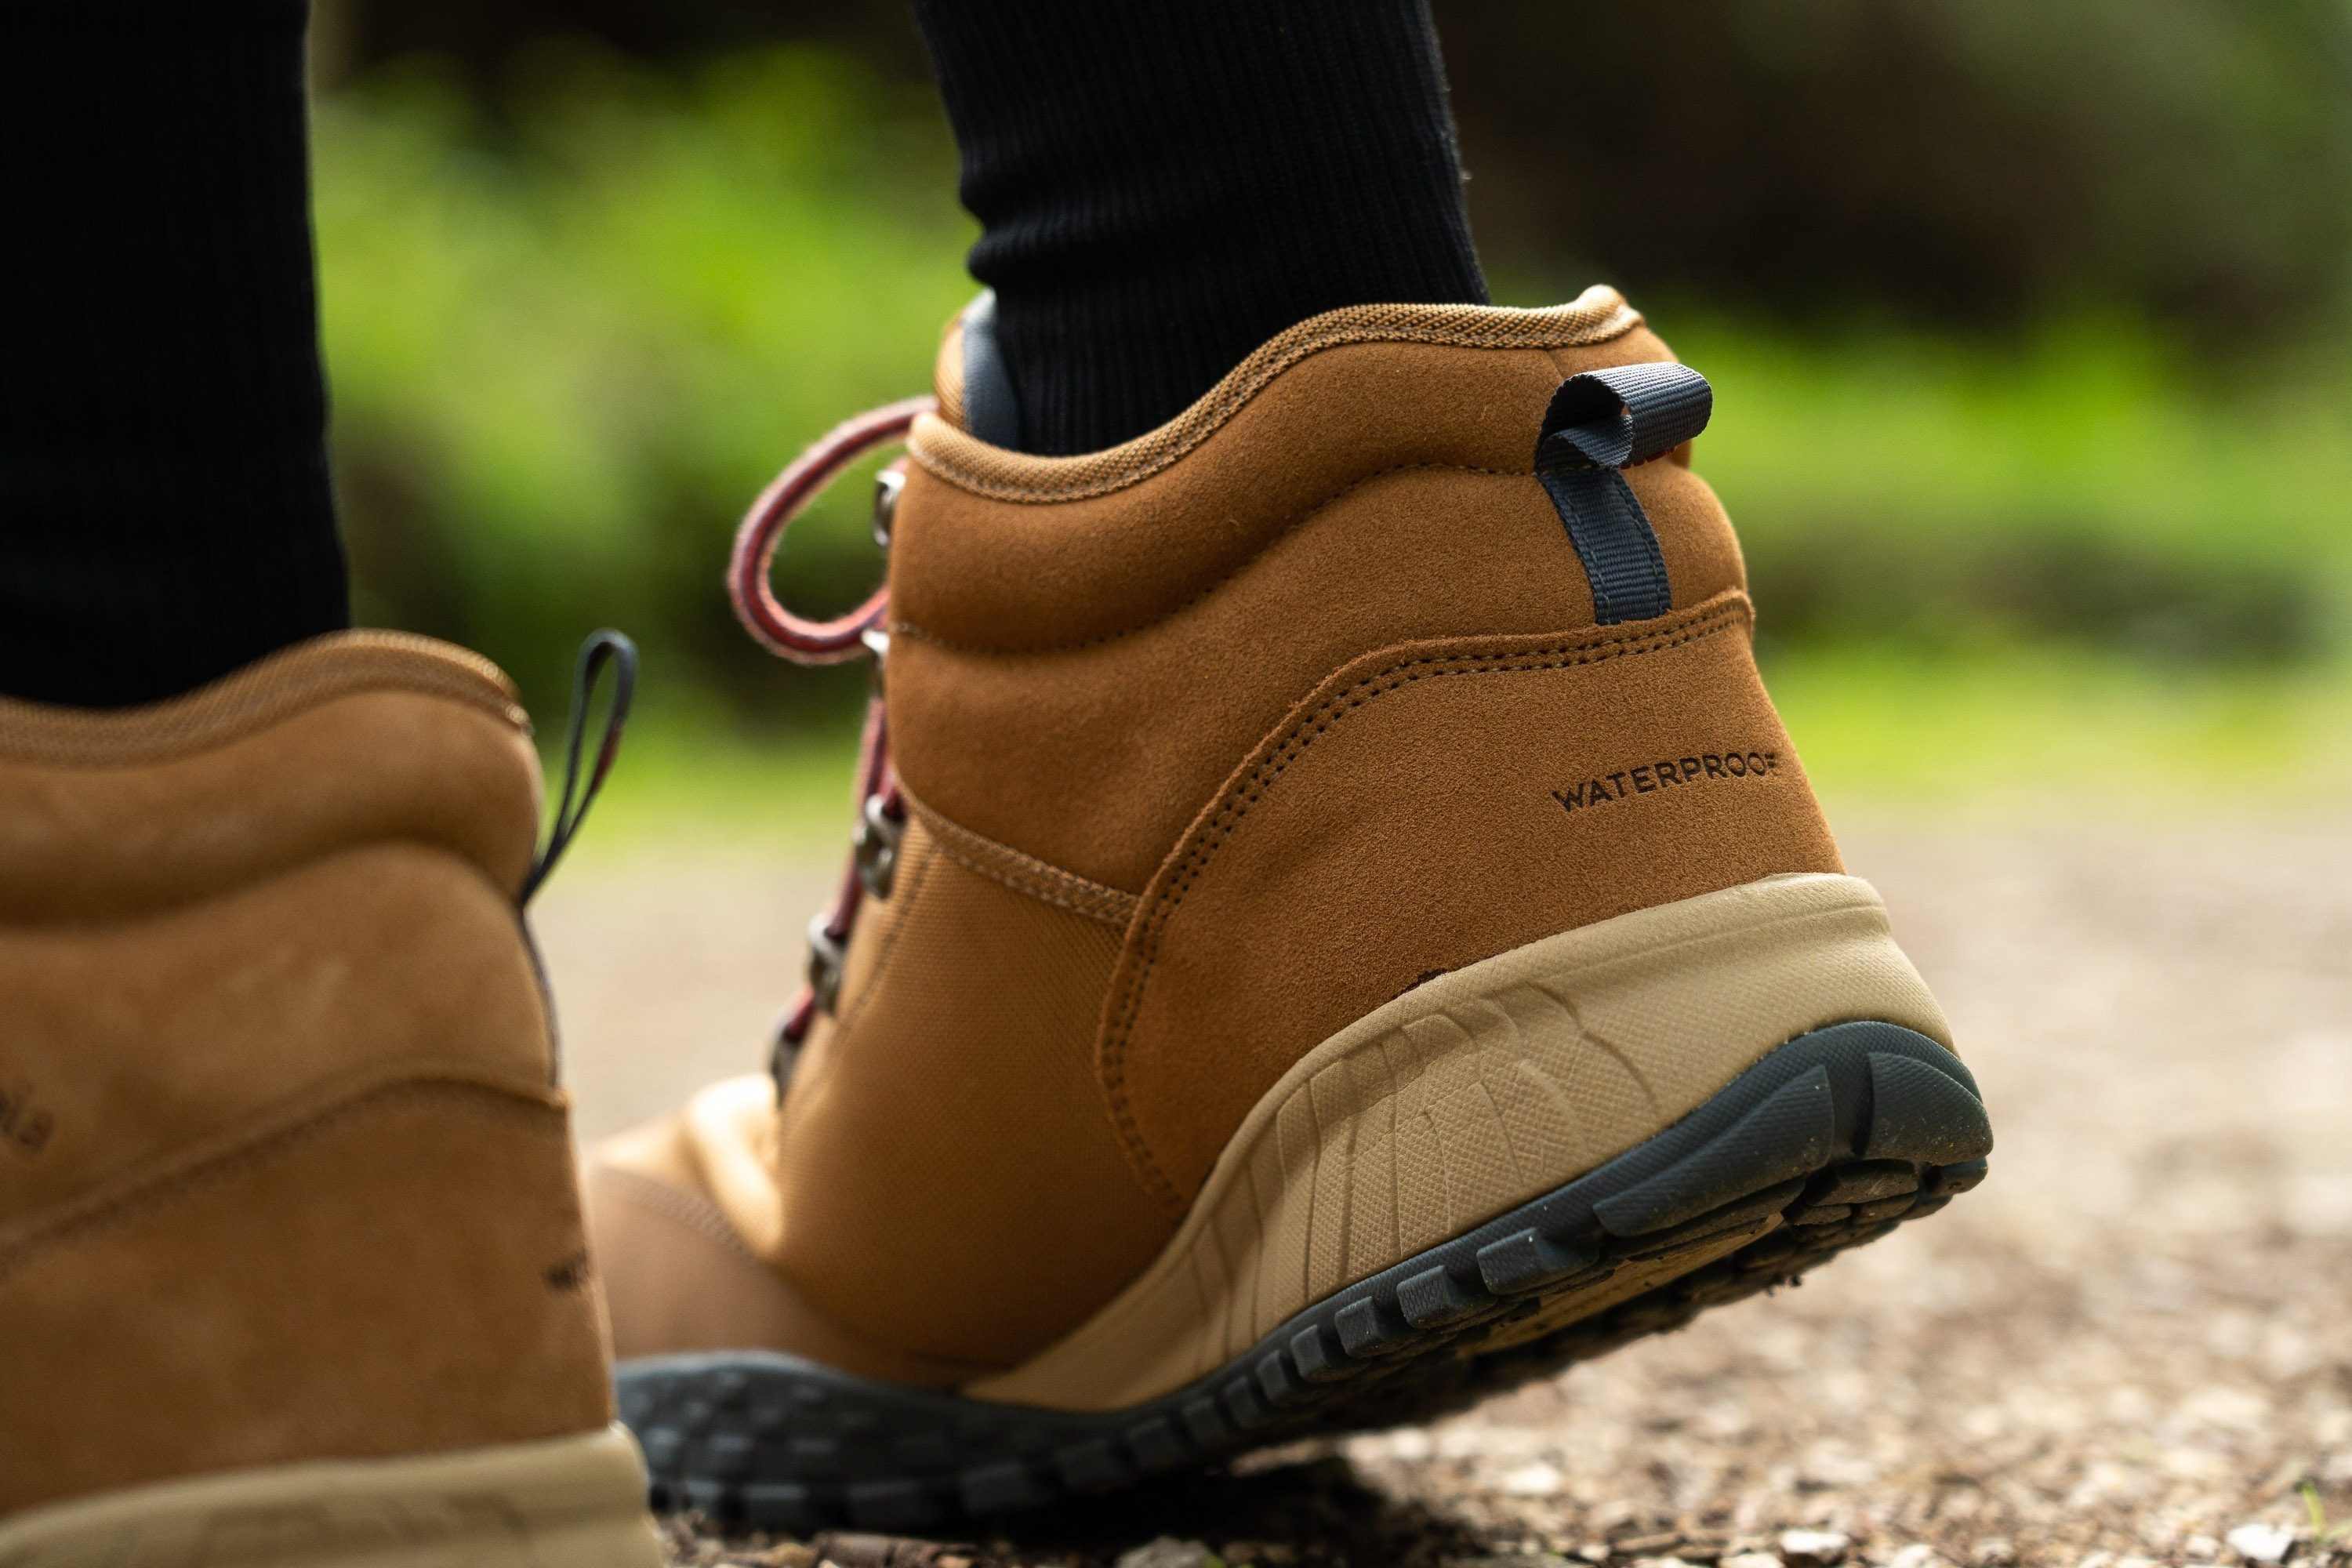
[591,288,1993,1533]
[0,633,662,1568]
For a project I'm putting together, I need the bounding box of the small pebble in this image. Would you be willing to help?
[1778,1532,1850,1568]
[807,1534,962,1568]
[1617,1533,1686,1555]
[2225,1523,2297,1566]
[1116,1540,1224,1568]
[1722,1555,1784,1568]
[1501,1462,1566,1497]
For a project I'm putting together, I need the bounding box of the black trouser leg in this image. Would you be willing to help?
[908,0,1490,456]
[0,1,347,708]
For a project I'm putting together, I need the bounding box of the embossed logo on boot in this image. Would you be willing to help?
[1551,750,1780,815]
[0,1079,55,1159]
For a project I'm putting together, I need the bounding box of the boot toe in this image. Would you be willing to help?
[586,1105,789,1363]
[586,1088,985,1388]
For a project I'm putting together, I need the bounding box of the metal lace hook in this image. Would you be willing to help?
[728,397,935,664]
[521,628,639,905]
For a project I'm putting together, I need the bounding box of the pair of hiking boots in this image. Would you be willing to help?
[0,291,1990,1566]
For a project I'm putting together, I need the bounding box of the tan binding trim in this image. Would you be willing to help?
[0,630,525,768]
[971,872,1951,1412]
[901,790,1140,931]
[912,286,1642,503]
[0,1424,661,1568]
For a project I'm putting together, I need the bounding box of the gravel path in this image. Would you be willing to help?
[536,819,2352,1568]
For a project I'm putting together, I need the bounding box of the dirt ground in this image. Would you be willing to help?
[536,818,2352,1568]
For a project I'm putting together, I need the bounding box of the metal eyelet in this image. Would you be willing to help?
[873,467,905,550]
[806,913,848,1014]
[853,794,904,899]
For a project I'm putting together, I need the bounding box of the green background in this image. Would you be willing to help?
[303,2,2352,832]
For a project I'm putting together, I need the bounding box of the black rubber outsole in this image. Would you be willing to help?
[617,1018,1992,1535]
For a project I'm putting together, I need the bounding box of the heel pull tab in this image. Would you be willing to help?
[1535,362,1713,624]
[521,629,638,905]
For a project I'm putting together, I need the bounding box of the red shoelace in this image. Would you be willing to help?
[727,395,935,1083]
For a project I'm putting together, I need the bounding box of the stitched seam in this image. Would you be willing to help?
[914,297,1642,503]
[1101,597,1751,1211]
[926,836,1134,927]
[596,1166,765,1270]
[0,833,531,933]
[898,451,1687,659]
[895,462,1537,659]
[905,794,1139,927]
[0,1080,564,1284]
[0,639,524,768]
[0,677,526,768]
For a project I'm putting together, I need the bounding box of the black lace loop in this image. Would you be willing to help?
[521,629,639,905]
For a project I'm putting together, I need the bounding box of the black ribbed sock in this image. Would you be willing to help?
[908,0,1490,456]
[0,2,347,708]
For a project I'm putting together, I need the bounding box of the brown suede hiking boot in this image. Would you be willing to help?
[592,288,1993,1533]
[0,633,662,1568]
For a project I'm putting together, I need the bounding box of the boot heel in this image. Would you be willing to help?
[987,869,1957,1410]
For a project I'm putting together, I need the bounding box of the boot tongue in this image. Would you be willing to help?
[935,291,1025,449]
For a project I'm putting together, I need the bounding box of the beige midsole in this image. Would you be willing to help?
[974,872,1950,1410]
[0,1425,662,1568]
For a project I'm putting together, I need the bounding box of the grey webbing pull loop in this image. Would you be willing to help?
[521,629,638,905]
[1535,362,1713,625]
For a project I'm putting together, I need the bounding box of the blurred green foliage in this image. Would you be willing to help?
[335,0,2352,343]
[310,45,2352,812]
[314,49,972,722]
[1657,318,2352,666]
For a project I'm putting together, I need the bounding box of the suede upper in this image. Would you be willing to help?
[889,290,1745,893]
[0,634,615,1515]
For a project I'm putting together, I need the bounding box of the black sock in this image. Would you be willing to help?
[0,2,347,709]
[909,0,1490,457]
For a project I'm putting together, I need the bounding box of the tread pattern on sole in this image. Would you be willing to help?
[617,1020,1991,1534]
